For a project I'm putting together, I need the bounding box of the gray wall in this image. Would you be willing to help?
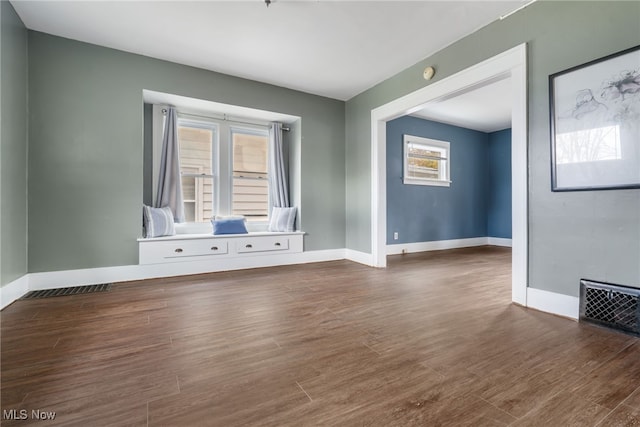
[345,1,640,296]
[28,32,345,273]
[0,1,28,287]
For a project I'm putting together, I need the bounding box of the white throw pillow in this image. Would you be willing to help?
[143,205,175,238]
[268,207,297,232]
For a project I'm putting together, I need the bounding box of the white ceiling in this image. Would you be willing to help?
[411,76,512,133]
[11,0,528,101]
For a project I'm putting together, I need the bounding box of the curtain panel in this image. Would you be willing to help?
[268,123,290,208]
[155,107,185,222]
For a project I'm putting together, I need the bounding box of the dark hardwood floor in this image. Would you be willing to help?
[1,246,639,426]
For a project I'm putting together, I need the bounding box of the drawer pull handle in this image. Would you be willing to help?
[275,242,281,247]
[211,246,218,251]
[174,248,183,253]
[245,244,253,248]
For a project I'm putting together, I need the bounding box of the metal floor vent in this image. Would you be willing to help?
[22,283,112,299]
[580,279,640,336]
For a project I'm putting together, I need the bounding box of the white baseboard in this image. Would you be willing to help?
[488,237,512,247]
[387,237,513,255]
[386,237,487,255]
[526,287,579,320]
[1,248,579,324]
[0,274,29,310]
[28,249,347,290]
[345,249,375,266]
[289,248,347,264]
[2,249,347,310]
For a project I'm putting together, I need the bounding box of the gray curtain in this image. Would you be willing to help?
[268,123,289,208]
[155,107,185,222]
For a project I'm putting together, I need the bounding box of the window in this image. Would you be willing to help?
[178,122,216,222]
[175,117,270,223]
[403,135,450,187]
[231,129,269,221]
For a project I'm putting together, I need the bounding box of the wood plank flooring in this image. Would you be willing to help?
[1,246,639,426]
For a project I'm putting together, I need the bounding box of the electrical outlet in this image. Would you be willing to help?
[393,232,399,240]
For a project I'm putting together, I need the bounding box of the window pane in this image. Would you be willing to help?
[232,132,269,221]
[178,126,214,222]
[183,201,196,223]
[178,127,213,175]
[179,173,213,222]
[407,145,442,180]
[181,175,196,201]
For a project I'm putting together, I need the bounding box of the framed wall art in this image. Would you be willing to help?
[549,45,640,191]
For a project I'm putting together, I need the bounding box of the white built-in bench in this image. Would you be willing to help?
[138,231,304,265]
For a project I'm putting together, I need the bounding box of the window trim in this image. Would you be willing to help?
[176,118,218,223]
[155,111,271,225]
[229,125,270,222]
[403,134,451,187]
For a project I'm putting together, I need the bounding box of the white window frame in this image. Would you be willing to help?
[403,134,451,187]
[229,125,270,220]
[176,118,219,223]
[153,107,272,229]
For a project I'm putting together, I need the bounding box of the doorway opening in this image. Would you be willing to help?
[371,44,528,305]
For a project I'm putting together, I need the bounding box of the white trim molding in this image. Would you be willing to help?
[0,249,347,310]
[403,134,450,187]
[28,249,347,291]
[526,287,579,320]
[487,237,512,247]
[387,237,487,255]
[0,275,29,310]
[2,248,580,323]
[371,43,528,307]
[345,249,376,267]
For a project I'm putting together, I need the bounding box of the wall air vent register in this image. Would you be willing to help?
[580,279,640,337]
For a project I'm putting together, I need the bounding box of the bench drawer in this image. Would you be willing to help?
[236,236,289,253]
[139,232,303,265]
[143,239,229,263]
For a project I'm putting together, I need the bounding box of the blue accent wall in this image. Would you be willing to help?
[487,129,512,239]
[387,116,512,244]
[386,116,489,244]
